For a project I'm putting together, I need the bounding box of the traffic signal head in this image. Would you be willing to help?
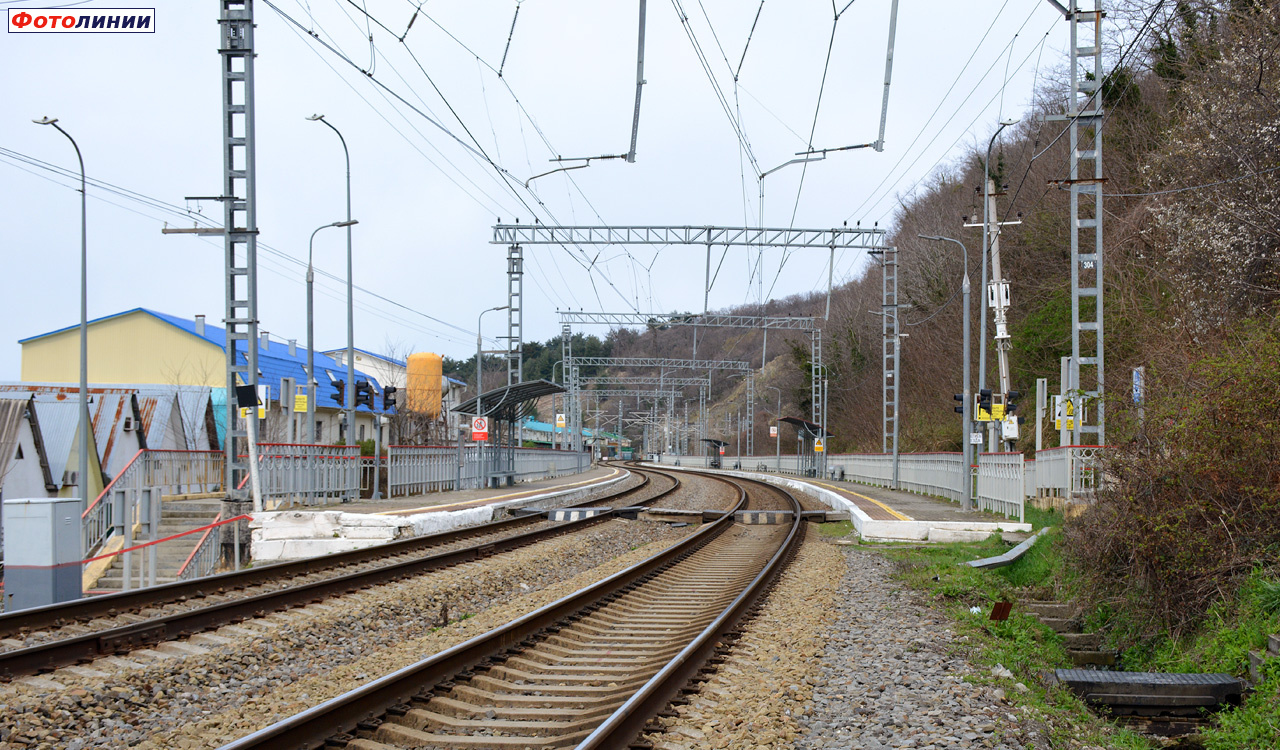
[953,393,965,414]
[331,380,345,405]
[383,385,397,411]
[1005,390,1021,413]
[354,380,374,408]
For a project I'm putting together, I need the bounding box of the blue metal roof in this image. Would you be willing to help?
[19,309,388,414]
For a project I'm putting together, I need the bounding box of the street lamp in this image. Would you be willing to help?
[34,117,90,509]
[307,114,357,444]
[978,118,1018,402]
[306,220,359,446]
[476,305,509,400]
[919,234,973,511]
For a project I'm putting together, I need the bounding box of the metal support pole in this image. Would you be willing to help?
[507,245,524,385]
[218,0,260,509]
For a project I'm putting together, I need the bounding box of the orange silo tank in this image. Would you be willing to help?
[407,352,443,418]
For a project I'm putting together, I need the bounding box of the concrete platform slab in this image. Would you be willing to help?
[643,463,1030,542]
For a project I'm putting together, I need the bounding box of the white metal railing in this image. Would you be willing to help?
[509,447,587,480]
[386,445,589,497]
[83,449,224,558]
[177,512,223,581]
[977,452,1025,521]
[1033,445,1106,499]
[248,443,360,508]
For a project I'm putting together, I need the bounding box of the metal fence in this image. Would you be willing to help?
[977,452,1025,522]
[83,449,224,558]
[249,443,361,508]
[177,512,224,581]
[1032,445,1106,499]
[386,445,590,497]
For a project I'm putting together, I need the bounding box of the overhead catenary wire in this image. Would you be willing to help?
[274,0,645,314]
[332,0,647,309]
[0,148,495,347]
[844,0,1017,223]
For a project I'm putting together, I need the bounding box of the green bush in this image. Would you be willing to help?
[1064,318,1280,637]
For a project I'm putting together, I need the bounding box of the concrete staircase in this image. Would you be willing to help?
[1248,633,1280,684]
[1024,600,1119,668]
[91,500,223,592]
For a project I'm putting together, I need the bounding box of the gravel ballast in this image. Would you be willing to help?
[796,547,1039,750]
[0,519,690,750]
[648,538,1042,750]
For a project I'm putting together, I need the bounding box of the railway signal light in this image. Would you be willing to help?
[1005,390,1021,413]
[331,380,345,406]
[383,385,397,411]
[953,393,965,414]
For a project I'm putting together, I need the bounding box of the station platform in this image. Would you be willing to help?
[644,463,1030,542]
[248,465,628,563]
[339,465,624,516]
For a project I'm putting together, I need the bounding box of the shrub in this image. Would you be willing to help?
[1063,318,1280,637]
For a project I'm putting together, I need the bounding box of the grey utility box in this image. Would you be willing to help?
[3,497,83,612]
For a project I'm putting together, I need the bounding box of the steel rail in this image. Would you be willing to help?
[218,472,750,750]
[578,478,805,748]
[0,466,657,640]
[0,467,680,680]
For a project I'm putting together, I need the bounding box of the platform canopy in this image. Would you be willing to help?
[700,438,729,447]
[779,416,834,439]
[452,379,564,422]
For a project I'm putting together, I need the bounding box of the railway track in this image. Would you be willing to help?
[0,464,685,680]
[221,469,805,750]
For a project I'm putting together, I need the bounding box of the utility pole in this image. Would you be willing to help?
[218,0,262,514]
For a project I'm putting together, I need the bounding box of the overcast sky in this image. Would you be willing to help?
[1,0,1070,378]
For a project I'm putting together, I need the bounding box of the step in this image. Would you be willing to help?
[1070,650,1118,667]
[1061,632,1102,650]
[1270,634,1279,657]
[1023,601,1075,619]
[1038,616,1080,634]
[1249,651,1266,683]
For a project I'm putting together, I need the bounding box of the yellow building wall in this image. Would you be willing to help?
[21,311,225,387]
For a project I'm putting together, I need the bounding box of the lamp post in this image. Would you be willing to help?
[34,117,90,509]
[476,306,509,400]
[919,234,973,511]
[307,220,359,446]
[307,115,356,444]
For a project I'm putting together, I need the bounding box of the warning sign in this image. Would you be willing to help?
[814,437,825,453]
[471,416,489,441]
[718,446,726,455]
[293,384,308,413]
[769,425,778,438]
[1053,396,1075,430]
[974,400,1006,422]
[555,413,566,429]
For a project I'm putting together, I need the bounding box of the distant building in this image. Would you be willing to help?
[18,308,387,446]
[0,393,104,502]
